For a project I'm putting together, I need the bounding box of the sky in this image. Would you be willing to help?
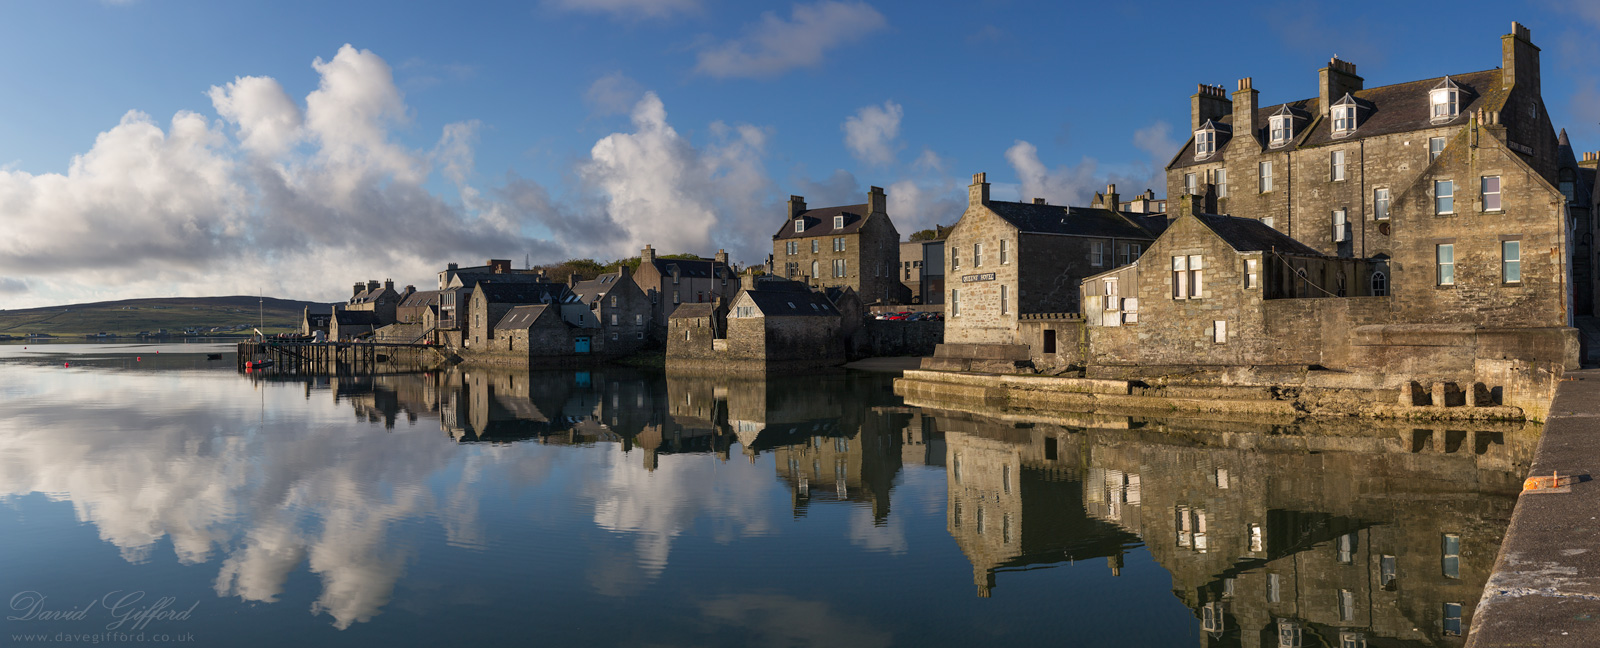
[1,0,1597,308]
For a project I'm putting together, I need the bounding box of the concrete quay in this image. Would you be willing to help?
[1468,368,1600,647]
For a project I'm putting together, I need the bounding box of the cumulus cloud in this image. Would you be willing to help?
[1004,140,1103,205]
[545,0,701,19]
[695,1,887,79]
[1133,120,1178,162]
[842,101,902,166]
[585,72,646,116]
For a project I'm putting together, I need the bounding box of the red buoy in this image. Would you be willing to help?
[245,361,253,369]
[136,357,141,361]
[63,362,69,367]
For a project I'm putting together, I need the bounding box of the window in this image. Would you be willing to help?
[811,260,819,278]
[1331,150,1346,181]
[1333,209,1349,242]
[1000,239,1009,265]
[1444,603,1463,636]
[635,314,643,325]
[1172,256,1188,299]
[1184,173,1197,195]
[1246,258,1258,289]
[1259,161,1273,193]
[1194,130,1215,158]
[786,241,797,255]
[1269,107,1294,147]
[1435,180,1454,214]
[1262,215,1275,229]
[1215,168,1228,198]
[1437,244,1455,286]
[1249,524,1263,552]
[1091,241,1105,267]
[673,290,681,304]
[795,219,806,233]
[1561,168,1576,203]
[1381,555,1398,589]
[1341,632,1366,648]
[834,237,846,252]
[1122,297,1138,323]
[833,215,844,229]
[1268,574,1281,604]
[1443,533,1461,578]
[1337,532,1356,564]
[1332,94,1358,135]
[610,295,617,307]
[637,332,644,340]
[1104,278,1118,297]
[610,314,618,326]
[974,243,983,267]
[1374,188,1390,220]
[951,249,959,270]
[951,289,959,316]
[811,240,819,253]
[1000,285,1009,315]
[1482,175,1501,211]
[1430,77,1460,123]
[1371,271,1388,296]
[833,259,846,278]
[611,332,618,341]
[1189,255,1204,297]
[1503,240,1522,283]
[1043,329,1057,354]
[1338,589,1355,622]
[1429,136,1445,162]
[1213,320,1227,343]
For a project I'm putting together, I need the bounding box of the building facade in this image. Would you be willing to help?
[571,265,654,354]
[772,186,909,304]
[631,245,740,331]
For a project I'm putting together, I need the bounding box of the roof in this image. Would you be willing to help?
[495,304,553,330]
[350,286,394,304]
[472,282,577,305]
[399,290,442,308]
[742,288,839,317]
[773,204,870,240]
[333,310,382,326]
[572,272,627,304]
[647,258,730,280]
[446,271,552,290]
[984,200,1163,239]
[1194,213,1324,256]
[668,302,716,319]
[1171,69,1501,169]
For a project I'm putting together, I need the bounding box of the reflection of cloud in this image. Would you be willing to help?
[587,447,776,596]
[847,506,906,554]
[698,593,892,648]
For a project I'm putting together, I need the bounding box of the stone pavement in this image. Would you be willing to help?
[1468,368,1600,647]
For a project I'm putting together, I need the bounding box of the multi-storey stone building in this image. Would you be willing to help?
[772,186,909,305]
[632,244,740,332]
[570,265,653,353]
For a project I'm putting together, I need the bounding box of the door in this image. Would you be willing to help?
[1043,329,1057,354]
[575,336,591,354]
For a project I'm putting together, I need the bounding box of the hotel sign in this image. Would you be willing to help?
[961,273,996,283]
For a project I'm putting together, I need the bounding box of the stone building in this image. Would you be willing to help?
[1560,131,1599,317]
[396,289,441,325]
[570,265,653,354]
[1166,22,1579,323]
[943,173,1166,345]
[301,307,332,337]
[667,276,846,371]
[490,304,586,360]
[435,259,551,337]
[898,236,947,305]
[772,186,909,305]
[462,281,581,351]
[346,279,405,325]
[631,244,740,332]
[330,309,380,341]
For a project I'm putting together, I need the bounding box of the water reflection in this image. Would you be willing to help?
[0,356,1533,646]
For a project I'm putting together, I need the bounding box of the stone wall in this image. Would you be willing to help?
[1016,316,1087,372]
[666,315,720,361]
[862,320,943,357]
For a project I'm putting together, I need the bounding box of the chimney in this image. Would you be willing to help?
[1033,198,1047,205]
[353,282,365,298]
[641,244,656,265]
[1319,57,1363,115]
[968,172,990,206]
[1502,21,1540,96]
[1190,83,1231,132]
[1581,151,1600,170]
[868,186,886,215]
[714,249,728,265]
[367,280,381,293]
[1232,78,1260,149]
[383,279,394,292]
[568,273,580,287]
[788,195,808,219]
[487,259,511,274]
[403,285,415,297]
[447,262,458,271]
[1104,184,1120,211]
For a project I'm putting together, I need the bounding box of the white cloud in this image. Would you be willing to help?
[545,0,701,19]
[585,72,645,116]
[1004,140,1102,205]
[695,1,887,79]
[207,76,303,158]
[887,178,962,235]
[1133,120,1177,162]
[842,100,902,166]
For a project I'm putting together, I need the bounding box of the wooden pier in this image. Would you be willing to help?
[237,340,450,375]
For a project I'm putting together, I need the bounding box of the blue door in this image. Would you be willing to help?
[575,336,591,354]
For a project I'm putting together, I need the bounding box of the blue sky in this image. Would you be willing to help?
[0,0,1595,307]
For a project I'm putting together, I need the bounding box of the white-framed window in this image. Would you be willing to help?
[1372,271,1388,296]
[1333,209,1349,242]
[1444,602,1463,637]
[1331,150,1346,181]
[1258,161,1273,193]
[1189,255,1204,297]
[1435,180,1454,214]
[1430,77,1460,123]
[795,219,805,233]
[834,236,846,251]
[1184,173,1197,195]
[1213,320,1227,343]
[1000,239,1009,265]
[1195,129,1215,158]
[974,243,983,267]
[833,215,844,229]
[1443,533,1462,578]
[1000,284,1009,315]
[1172,256,1188,299]
[1104,278,1118,296]
[1215,168,1228,198]
[811,240,819,253]
[1338,532,1356,564]
[1374,188,1390,220]
[810,260,819,278]
[1503,240,1522,283]
[1246,258,1258,289]
[1429,136,1445,162]
[610,314,618,325]
[1262,215,1275,229]
[951,289,959,317]
[833,258,846,277]
[1338,589,1355,622]
[1269,109,1294,147]
[1332,95,1358,135]
[1482,175,1501,211]
[1437,244,1455,285]
[951,249,959,270]
[1091,241,1105,267]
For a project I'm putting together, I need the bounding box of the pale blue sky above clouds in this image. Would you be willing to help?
[0,0,1594,306]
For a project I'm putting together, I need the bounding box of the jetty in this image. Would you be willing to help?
[236,339,450,375]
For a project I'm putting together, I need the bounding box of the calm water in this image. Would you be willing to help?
[0,344,1537,647]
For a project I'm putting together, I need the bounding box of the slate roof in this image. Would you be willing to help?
[350,287,395,305]
[333,310,382,326]
[495,304,554,330]
[399,290,442,308]
[648,258,730,279]
[572,272,626,304]
[667,302,716,319]
[773,204,870,240]
[1194,213,1323,256]
[1171,69,1501,169]
[446,271,551,290]
[742,289,839,317]
[473,282,577,305]
[985,200,1164,239]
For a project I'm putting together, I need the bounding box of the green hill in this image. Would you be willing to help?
[0,296,331,338]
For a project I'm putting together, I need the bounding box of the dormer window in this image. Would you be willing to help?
[833,215,844,229]
[1268,105,1296,148]
[1193,120,1227,160]
[1431,77,1460,123]
[794,219,805,233]
[1331,93,1359,137]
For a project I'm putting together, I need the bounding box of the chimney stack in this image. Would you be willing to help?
[968,172,990,206]
[487,259,511,274]
[353,282,365,298]
[1104,184,1120,211]
[868,186,886,215]
[1319,57,1363,115]
[383,279,394,292]
[1191,83,1231,132]
[788,195,808,220]
[367,280,381,293]
[1233,77,1260,149]
[714,249,728,265]
[1502,21,1540,96]
[641,244,655,265]
[1033,198,1047,205]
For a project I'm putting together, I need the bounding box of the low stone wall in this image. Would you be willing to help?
[860,319,942,357]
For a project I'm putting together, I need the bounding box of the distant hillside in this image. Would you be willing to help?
[0,296,333,338]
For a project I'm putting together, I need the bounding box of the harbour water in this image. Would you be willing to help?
[0,344,1536,646]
